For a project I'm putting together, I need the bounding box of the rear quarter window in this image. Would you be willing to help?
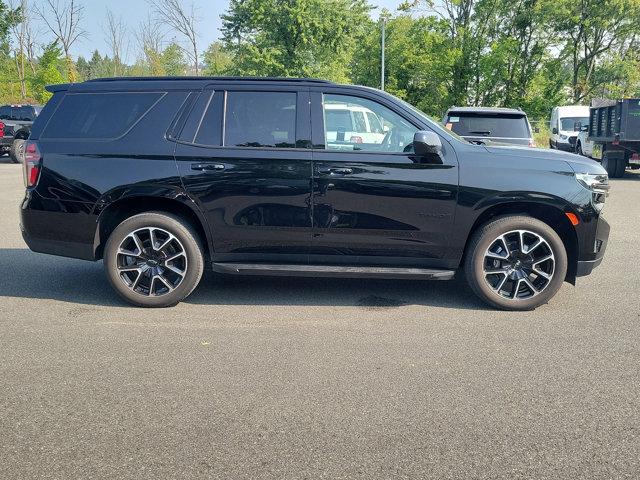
[42,92,163,140]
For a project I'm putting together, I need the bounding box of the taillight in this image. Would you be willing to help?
[0,122,4,138]
[350,136,363,144]
[23,140,42,188]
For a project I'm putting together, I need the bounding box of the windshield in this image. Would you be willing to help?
[560,116,589,131]
[445,113,530,138]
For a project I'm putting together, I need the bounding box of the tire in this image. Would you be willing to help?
[104,212,205,308]
[464,215,568,311]
[602,152,623,178]
[614,156,627,178]
[10,139,25,164]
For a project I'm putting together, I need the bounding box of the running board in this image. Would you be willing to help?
[211,263,455,280]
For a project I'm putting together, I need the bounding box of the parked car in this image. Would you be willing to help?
[0,104,42,163]
[21,77,610,310]
[442,107,536,147]
[549,105,589,151]
[575,123,593,158]
[587,98,640,178]
[324,102,387,148]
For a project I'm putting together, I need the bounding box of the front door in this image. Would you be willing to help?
[174,87,313,263]
[309,90,458,268]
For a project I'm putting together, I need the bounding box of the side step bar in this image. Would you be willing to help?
[211,263,455,280]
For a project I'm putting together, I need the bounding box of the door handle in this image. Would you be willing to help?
[317,167,353,175]
[191,163,225,172]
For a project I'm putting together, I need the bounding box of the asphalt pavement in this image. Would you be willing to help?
[0,158,639,479]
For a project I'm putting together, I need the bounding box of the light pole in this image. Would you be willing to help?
[381,18,386,91]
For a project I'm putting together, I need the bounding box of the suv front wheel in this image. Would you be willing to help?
[104,212,205,307]
[464,215,568,310]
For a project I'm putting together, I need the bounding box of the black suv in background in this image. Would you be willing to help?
[0,104,42,163]
[20,77,610,310]
[443,107,536,147]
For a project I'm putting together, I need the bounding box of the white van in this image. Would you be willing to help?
[549,105,590,151]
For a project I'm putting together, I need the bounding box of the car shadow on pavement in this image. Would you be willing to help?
[186,271,487,310]
[0,248,487,310]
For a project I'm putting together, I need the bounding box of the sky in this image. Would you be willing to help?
[67,0,404,61]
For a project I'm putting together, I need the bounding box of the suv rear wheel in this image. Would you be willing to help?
[104,212,204,307]
[464,215,567,310]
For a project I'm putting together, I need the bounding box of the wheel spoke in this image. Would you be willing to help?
[522,277,538,294]
[165,251,185,263]
[165,264,185,276]
[156,275,174,292]
[118,265,141,273]
[523,238,542,254]
[533,254,553,266]
[533,267,551,279]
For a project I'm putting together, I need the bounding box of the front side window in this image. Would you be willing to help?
[323,94,418,152]
[224,91,296,148]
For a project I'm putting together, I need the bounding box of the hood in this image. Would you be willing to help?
[484,144,607,175]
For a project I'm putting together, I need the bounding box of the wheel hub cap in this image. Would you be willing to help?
[483,229,555,300]
[116,227,188,297]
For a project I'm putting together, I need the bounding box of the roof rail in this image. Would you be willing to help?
[85,76,334,84]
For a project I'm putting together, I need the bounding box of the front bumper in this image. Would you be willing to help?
[575,215,610,277]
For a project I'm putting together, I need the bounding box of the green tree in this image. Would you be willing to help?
[30,42,65,102]
[221,0,373,81]
[203,41,232,75]
[161,43,187,76]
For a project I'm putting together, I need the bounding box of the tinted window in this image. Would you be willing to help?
[225,91,296,148]
[43,92,162,139]
[194,92,224,146]
[446,113,530,138]
[0,106,10,119]
[323,94,418,152]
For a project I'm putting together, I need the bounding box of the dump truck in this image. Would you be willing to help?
[588,98,640,178]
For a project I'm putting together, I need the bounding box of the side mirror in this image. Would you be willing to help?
[552,127,558,135]
[413,130,442,156]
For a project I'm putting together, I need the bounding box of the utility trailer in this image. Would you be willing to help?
[589,98,640,178]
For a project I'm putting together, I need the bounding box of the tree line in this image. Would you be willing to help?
[1,0,639,121]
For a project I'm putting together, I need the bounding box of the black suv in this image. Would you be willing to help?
[20,77,610,310]
[0,104,42,162]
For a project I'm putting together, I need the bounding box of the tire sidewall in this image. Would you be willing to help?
[10,139,25,164]
[465,216,568,311]
[104,212,204,308]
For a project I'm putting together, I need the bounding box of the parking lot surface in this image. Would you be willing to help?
[1,159,639,479]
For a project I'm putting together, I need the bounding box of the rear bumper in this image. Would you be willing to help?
[20,190,98,261]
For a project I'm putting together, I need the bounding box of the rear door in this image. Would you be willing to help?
[309,88,458,268]
[174,85,313,263]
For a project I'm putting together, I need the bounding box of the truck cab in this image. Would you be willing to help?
[549,105,590,152]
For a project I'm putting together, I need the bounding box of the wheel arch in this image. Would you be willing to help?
[94,194,212,262]
[462,201,579,283]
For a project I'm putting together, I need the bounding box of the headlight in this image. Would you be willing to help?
[559,134,568,140]
[575,173,609,211]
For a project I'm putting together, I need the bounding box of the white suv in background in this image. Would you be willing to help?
[575,123,594,157]
[549,105,590,151]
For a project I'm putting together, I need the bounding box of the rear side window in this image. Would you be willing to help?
[43,92,162,140]
[225,91,296,148]
[447,114,530,138]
